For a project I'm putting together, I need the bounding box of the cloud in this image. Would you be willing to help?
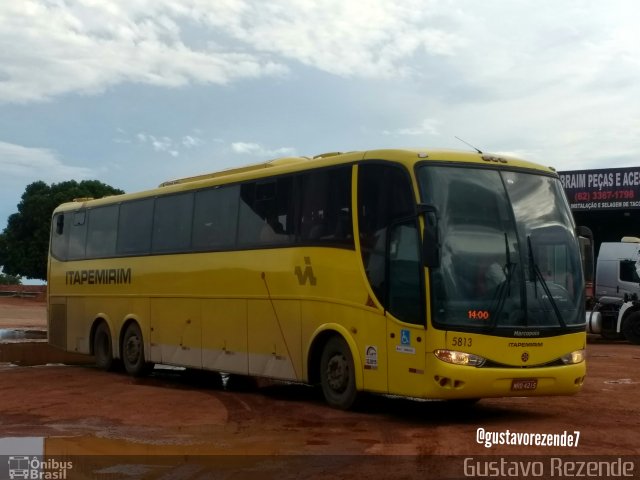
[0,141,92,184]
[134,131,206,157]
[0,0,464,104]
[0,1,289,103]
[2,0,639,109]
[231,142,296,157]
[433,1,640,103]
[1,1,640,179]
[383,119,441,136]
[124,130,291,163]
[4,0,637,109]
[0,140,94,230]
[194,0,463,78]
[182,135,203,148]
[151,137,179,157]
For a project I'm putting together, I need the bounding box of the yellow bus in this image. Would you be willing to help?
[48,149,586,409]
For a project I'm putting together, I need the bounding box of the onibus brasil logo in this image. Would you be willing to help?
[7,456,72,479]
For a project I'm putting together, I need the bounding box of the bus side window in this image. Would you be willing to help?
[51,213,70,261]
[192,185,239,251]
[299,166,353,246]
[238,178,294,247]
[68,210,87,260]
[117,199,154,255]
[86,205,119,258]
[152,192,194,253]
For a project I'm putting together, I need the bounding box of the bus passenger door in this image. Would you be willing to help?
[385,220,427,398]
[357,162,426,397]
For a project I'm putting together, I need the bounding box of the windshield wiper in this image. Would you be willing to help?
[527,235,567,328]
[489,233,515,329]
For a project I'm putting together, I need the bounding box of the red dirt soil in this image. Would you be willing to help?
[1,296,640,478]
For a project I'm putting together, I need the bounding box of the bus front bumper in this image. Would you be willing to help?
[423,356,586,399]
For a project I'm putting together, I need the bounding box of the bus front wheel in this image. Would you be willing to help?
[320,336,358,410]
[122,322,154,376]
[93,322,113,371]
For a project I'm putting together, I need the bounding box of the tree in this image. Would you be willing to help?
[0,271,21,285]
[0,180,124,280]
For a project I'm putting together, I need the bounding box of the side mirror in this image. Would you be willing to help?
[576,225,593,239]
[417,203,440,268]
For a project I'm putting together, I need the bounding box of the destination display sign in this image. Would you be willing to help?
[558,167,640,211]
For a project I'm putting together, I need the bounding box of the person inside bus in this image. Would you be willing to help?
[260,215,286,243]
[485,261,507,292]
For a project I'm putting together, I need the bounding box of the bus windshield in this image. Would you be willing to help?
[417,165,585,333]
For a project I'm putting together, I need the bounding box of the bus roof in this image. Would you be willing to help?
[53,148,556,212]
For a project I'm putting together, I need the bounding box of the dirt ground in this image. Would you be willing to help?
[0,296,47,329]
[1,297,640,478]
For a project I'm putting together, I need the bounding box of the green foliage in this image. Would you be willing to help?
[0,180,124,280]
[0,271,21,285]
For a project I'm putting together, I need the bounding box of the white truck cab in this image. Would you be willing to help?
[595,237,640,299]
[587,237,640,344]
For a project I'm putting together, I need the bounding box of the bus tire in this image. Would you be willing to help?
[622,311,640,345]
[320,336,358,410]
[122,322,154,376]
[93,322,113,371]
[601,329,624,341]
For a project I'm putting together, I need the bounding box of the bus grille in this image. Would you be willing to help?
[481,358,566,369]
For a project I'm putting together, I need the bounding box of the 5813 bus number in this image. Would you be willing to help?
[452,336,473,347]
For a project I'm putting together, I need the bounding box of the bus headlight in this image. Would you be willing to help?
[434,349,487,367]
[560,349,586,365]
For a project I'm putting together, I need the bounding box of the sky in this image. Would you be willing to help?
[1,0,640,235]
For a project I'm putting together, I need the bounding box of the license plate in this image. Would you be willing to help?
[511,378,538,391]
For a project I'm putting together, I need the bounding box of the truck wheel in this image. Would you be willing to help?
[320,336,358,410]
[622,312,640,345]
[601,329,624,341]
[93,322,113,371]
[122,322,154,376]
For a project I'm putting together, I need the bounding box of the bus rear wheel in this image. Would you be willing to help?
[122,322,154,376]
[93,322,113,371]
[320,336,358,410]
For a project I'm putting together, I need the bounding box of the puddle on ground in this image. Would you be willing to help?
[0,334,93,366]
[0,329,47,342]
[604,378,637,385]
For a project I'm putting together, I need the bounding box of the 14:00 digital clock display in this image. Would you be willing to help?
[468,310,490,320]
